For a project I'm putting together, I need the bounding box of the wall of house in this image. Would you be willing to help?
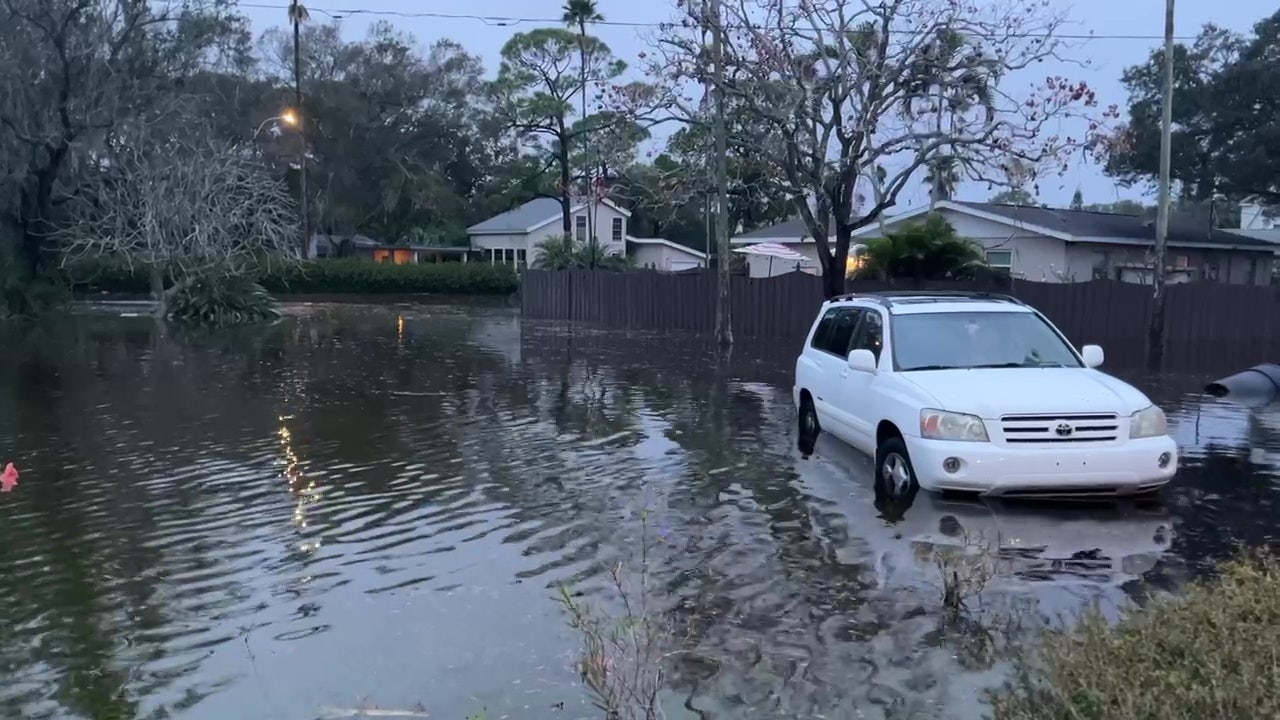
[471,201,629,267]
[1065,243,1274,285]
[745,244,821,277]
[853,209,1070,281]
[629,244,706,272]
[469,232,531,266]
[529,202,628,261]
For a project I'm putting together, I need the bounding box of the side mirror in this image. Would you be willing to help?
[1081,344,1105,368]
[847,349,877,373]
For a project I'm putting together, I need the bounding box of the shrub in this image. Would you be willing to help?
[990,552,1280,720]
[166,275,281,325]
[65,257,520,296]
[260,260,519,295]
[63,256,152,294]
[533,234,632,271]
[1,255,71,317]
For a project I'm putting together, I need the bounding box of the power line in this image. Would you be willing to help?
[237,2,1199,41]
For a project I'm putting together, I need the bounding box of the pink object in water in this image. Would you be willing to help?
[1,463,18,493]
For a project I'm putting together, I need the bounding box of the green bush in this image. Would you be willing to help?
[64,257,152,294]
[66,258,520,296]
[990,552,1280,720]
[1,255,71,317]
[166,276,281,326]
[261,259,519,295]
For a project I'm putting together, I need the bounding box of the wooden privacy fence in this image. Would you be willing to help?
[521,269,1280,349]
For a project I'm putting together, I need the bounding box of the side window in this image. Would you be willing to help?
[810,307,862,356]
[809,310,837,352]
[850,310,884,362]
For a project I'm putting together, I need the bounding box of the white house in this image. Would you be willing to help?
[732,200,1280,285]
[626,236,706,272]
[468,197,705,271]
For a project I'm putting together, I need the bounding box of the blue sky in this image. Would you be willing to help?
[239,0,1272,211]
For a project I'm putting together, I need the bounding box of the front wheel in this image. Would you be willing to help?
[875,436,920,506]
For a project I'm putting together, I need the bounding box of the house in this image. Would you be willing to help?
[467,197,630,266]
[626,236,707,272]
[467,197,706,271]
[309,234,470,265]
[732,201,1280,284]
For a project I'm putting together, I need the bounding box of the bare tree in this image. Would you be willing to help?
[0,0,252,277]
[56,130,298,316]
[650,0,1116,297]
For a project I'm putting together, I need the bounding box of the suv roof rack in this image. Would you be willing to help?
[828,290,1025,308]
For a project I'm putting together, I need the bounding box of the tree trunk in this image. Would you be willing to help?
[558,118,572,237]
[149,264,165,318]
[293,4,308,257]
[578,20,597,268]
[822,226,852,299]
[710,0,732,346]
[1147,0,1175,371]
[19,147,69,276]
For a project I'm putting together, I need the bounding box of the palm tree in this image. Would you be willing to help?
[902,27,997,209]
[562,0,604,265]
[924,156,960,204]
[855,214,986,282]
[288,0,310,254]
[562,0,602,122]
[534,235,579,270]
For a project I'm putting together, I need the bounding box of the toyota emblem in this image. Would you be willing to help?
[1055,423,1074,437]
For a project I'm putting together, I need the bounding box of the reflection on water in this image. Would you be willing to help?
[0,305,1276,719]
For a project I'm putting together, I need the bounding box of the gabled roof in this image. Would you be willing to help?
[467,197,632,235]
[950,202,1279,249]
[734,200,1279,251]
[733,218,816,242]
[626,236,707,259]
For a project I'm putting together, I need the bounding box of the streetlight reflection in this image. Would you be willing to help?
[278,414,322,549]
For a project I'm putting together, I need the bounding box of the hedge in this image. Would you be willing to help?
[66,258,520,296]
[989,551,1280,720]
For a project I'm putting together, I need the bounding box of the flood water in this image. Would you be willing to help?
[1,303,1277,720]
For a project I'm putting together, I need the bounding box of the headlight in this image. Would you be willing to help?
[1130,405,1168,439]
[920,409,989,442]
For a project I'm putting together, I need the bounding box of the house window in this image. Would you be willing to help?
[1173,254,1189,269]
[985,249,1013,271]
[575,215,587,243]
[612,217,624,243]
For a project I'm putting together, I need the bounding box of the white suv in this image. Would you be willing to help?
[793,291,1178,500]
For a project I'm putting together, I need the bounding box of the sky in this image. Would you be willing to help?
[238,0,1274,211]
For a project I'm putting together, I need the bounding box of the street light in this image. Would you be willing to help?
[254,109,299,138]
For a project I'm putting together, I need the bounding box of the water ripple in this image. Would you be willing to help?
[0,306,1276,719]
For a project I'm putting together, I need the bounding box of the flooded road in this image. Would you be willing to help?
[0,304,1276,719]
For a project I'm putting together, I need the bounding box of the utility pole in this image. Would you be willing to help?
[710,0,732,346]
[292,0,309,258]
[1147,0,1174,371]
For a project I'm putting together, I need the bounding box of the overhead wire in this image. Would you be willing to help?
[235,2,1199,41]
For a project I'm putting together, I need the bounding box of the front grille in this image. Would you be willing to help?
[1000,413,1120,444]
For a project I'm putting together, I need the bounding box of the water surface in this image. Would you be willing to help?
[0,304,1275,719]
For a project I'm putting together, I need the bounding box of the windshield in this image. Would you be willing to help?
[891,311,1082,371]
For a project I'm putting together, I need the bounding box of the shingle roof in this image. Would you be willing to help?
[735,202,1280,250]
[956,202,1279,249]
[734,217,812,241]
[467,198,563,234]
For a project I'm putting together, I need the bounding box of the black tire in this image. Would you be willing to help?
[798,395,820,455]
[875,436,920,508]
